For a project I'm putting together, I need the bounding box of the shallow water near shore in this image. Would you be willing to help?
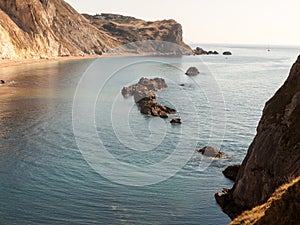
[0,45,299,224]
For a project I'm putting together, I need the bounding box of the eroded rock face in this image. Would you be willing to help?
[0,2,192,59]
[223,165,241,182]
[216,55,300,219]
[121,77,176,118]
[83,13,192,53]
[0,0,119,59]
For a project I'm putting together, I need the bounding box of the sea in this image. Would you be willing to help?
[0,44,299,225]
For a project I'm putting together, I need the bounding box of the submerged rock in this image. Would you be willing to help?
[185,67,200,76]
[197,146,225,158]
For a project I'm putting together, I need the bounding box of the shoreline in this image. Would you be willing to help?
[0,55,102,68]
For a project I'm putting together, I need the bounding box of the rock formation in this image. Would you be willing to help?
[223,51,232,55]
[230,177,300,225]
[83,13,192,53]
[197,146,225,158]
[121,77,176,118]
[170,118,181,124]
[0,1,191,59]
[0,0,119,59]
[223,165,241,182]
[193,47,219,55]
[216,55,300,220]
[186,67,200,76]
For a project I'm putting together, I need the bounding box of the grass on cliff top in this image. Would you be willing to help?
[230,176,300,225]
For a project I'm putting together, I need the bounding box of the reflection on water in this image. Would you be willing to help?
[0,46,298,224]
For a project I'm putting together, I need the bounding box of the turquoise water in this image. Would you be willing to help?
[0,45,299,224]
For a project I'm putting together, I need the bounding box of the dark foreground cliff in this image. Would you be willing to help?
[0,0,190,59]
[216,55,300,221]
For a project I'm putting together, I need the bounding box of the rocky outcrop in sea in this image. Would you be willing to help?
[121,77,177,118]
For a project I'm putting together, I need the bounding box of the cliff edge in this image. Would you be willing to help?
[0,0,119,59]
[230,177,300,225]
[83,13,191,49]
[216,55,300,219]
[0,1,190,59]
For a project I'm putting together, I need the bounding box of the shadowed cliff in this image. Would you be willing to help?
[216,55,300,220]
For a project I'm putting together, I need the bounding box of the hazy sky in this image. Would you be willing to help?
[65,0,300,46]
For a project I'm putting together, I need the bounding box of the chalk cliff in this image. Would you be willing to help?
[216,55,300,221]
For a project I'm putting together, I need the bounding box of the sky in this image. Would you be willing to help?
[65,0,300,46]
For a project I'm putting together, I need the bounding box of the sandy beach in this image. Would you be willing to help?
[0,55,102,68]
[0,55,102,98]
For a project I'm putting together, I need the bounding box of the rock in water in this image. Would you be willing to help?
[197,146,225,158]
[193,47,208,55]
[223,51,232,55]
[170,118,181,124]
[0,80,5,84]
[121,77,176,118]
[185,67,200,76]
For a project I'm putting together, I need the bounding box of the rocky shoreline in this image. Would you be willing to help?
[216,55,300,222]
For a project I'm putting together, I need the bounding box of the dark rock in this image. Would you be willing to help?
[0,80,5,84]
[159,111,168,118]
[193,47,207,55]
[185,67,200,76]
[223,51,232,55]
[216,55,300,219]
[179,84,185,86]
[170,118,181,124]
[208,50,217,55]
[138,77,167,90]
[122,77,176,118]
[197,146,225,158]
[193,47,218,55]
[223,165,241,182]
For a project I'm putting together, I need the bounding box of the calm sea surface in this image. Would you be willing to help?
[0,45,299,224]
